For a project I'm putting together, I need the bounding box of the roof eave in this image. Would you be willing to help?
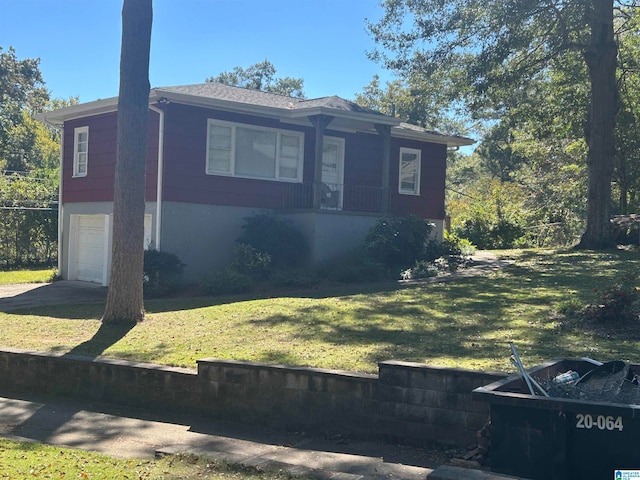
[391,126,475,148]
[35,89,469,147]
[35,96,119,127]
[288,106,401,127]
[154,89,288,119]
[157,90,402,127]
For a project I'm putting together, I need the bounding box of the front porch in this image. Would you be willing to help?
[280,182,388,214]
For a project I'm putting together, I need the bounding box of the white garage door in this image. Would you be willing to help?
[75,215,107,284]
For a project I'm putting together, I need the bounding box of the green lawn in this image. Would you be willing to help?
[0,267,56,285]
[0,439,306,479]
[0,249,639,373]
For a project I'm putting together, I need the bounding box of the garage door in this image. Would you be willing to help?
[75,215,107,284]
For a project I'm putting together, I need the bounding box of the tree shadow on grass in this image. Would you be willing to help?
[65,321,136,359]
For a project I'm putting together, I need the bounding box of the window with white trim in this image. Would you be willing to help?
[398,147,421,195]
[73,126,89,177]
[206,119,304,182]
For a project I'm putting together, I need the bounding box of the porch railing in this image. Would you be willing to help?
[282,182,387,213]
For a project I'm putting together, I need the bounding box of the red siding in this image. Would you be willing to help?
[342,132,384,188]
[389,139,447,219]
[63,111,159,203]
[161,103,312,208]
[61,102,447,221]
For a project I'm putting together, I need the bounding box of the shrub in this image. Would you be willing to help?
[556,297,583,316]
[143,249,185,297]
[452,218,493,249]
[231,243,272,279]
[237,213,308,268]
[201,214,311,294]
[270,268,318,289]
[612,216,640,247]
[202,268,253,296]
[317,250,388,283]
[399,233,473,279]
[582,274,640,322]
[434,232,474,273]
[362,217,474,279]
[400,261,438,280]
[362,215,435,271]
[452,217,525,249]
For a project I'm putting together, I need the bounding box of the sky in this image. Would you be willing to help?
[2,0,396,104]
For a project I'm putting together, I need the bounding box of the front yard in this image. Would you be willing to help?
[0,249,638,373]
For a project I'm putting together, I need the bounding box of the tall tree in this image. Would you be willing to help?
[368,0,635,249]
[0,46,50,172]
[102,0,153,325]
[578,0,618,248]
[207,60,305,98]
[355,73,467,133]
[615,11,640,213]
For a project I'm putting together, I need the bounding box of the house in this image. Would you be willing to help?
[38,82,474,285]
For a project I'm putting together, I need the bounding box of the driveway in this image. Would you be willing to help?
[0,281,107,312]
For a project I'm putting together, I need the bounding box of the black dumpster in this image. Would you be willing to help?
[473,358,640,480]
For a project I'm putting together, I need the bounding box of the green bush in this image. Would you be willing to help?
[556,297,583,316]
[237,213,308,268]
[400,261,439,280]
[317,250,388,283]
[453,217,525,249]
[582,274,640,322]
[201,214,311,294]
[143,249,185,297]
[231,243,272,279]
[270,268,318,289]
[362,215,435,271]
[452,218,492,249]
[399,233,473,279]
[444,231,475,256]
[202,268,254,295]
[361,216,475,279]
[436,232,474,272]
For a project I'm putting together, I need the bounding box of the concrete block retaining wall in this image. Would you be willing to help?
[0,348,506,447]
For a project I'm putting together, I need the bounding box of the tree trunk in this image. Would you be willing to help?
[102,0,152,325]
[617,153,628,213]
[576,0,617,249]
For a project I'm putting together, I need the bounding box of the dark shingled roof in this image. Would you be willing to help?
[297,95,388,116]
[156,82,390,118]
[156,82,297,109]
[37,81,475,147]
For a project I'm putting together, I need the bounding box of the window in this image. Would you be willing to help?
[73,126,89,177]
[206,119,304,182]
[398,147,421,195]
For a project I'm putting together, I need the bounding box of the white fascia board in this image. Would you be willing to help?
[288,106,401,127]
[35,96,119,127]
[391,126,475,148]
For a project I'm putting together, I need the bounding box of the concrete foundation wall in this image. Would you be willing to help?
[284,212,380,263]
[60,201,446,283]
[0,349,505,447]
[160,202,261,281]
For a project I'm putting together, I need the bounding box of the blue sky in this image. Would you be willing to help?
[2,0,395,103]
